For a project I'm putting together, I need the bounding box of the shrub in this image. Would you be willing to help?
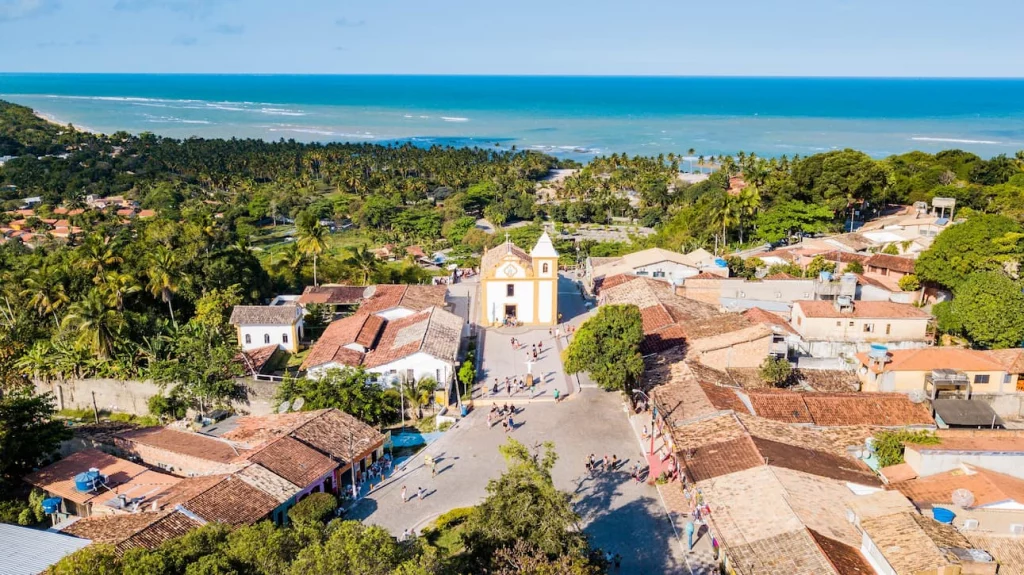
[432,507,474,531]
[288,492,337,525]
[148,393,187,420]
[898,274,921,292]
[874,429,939,467]
[759,356,793,387]
[845,260,864,274]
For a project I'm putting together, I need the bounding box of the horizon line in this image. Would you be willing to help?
[2,72,1024,80]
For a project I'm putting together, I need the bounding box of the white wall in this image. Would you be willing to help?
[537,279,554,325]
[369,352,455,385]
[377,308,415,321]
[239,322,300,352]
[485,280,536,324]
[632,261,698,285]
[906,449,1024,480]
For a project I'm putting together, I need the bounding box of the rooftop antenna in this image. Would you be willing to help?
[292,397,305,411]
[277,400,291,414]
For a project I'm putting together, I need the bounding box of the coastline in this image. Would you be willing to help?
[34,110,94,134]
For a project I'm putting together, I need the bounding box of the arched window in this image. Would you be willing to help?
[264,334,271,344]
[245,334,251,344]
[542,263,549,273]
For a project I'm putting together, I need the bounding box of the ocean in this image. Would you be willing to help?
[2,74,1024,160]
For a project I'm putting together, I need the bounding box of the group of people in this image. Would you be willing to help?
[487,403,517,432]
[353,453,393,493]
[400,484,426,503]
[584,453,620,474]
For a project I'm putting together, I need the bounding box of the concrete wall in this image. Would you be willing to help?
[905,446,1024,480]
[792,306,929,343]
[37,377,284,417]
[859,370,1012,396]
[719,278,816,304]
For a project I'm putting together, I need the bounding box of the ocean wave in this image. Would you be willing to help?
[143,114,212,125]
[267,127,375,138]
[37,94,203,104]
[441,116,469,122]
[911,136,1002,145]
[260,108,306,116]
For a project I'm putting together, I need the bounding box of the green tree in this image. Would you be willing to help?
[753,201,833,243]
[276,367,395,425]
[563,304,644,392]
[342,245,379,285]
[287,492,338,525]
[50,545,120,575]
[898,274,921,292]
[803,255,836,279]
[950,272,1024,349]
[289,520,434,575]
[915,214,1024,291]
[0,389,70,493]
[145,245,184,327]
[759,356,793,387]
[60,289,125,360]
[296,213,328,287]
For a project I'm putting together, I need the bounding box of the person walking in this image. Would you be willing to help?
[417,486,424,501]
[507,414,514,431]
[603,455,610,470]
[632,463,641,484]
[401,485,407,503]
[431,460,437,477]
[611,454,619,470]
[505,379,511,396]
[553,388,560,402]
[613,554,621,570]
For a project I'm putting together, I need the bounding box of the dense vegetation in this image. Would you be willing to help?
[50,439,602,575]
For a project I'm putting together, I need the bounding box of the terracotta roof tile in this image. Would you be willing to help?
[358,284,447,315]
[866,253,916,274]
[895,464,1024,507]
[682,436,763,482]
[688,272,725,280]
[238,343,279,375]
[859,512,955,574]
[801,393,934,427]
[593,273,636,293]
[481,242,532,276]
[235,464,301,503]
[24,449,179,507]
[984,348,1024,374]
[747,391,814,424]
[298,285,366,305]
[964,534,1024,575]
[116,511,203,554]
[810,530,875,575]
[182,476,278,526]
[795,369,860,392]
[820,250,871,265]
[795,299,930,319]
[743,307,798,335]
[117,427,245,464]
[856,347,1006,374]
[879,463,918,484]
[363,306,462,368]
[229,304,301,326]
[751,436,880,486]
[290,409,386,467]
[59,512,166,544]
[246,436,337,487]
[153,475,228,509]
[300,313,384,371]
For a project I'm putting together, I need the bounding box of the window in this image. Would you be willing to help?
[636,270,649,276]
[506,284,515,297]
[863,323,874,333]
[885,324,892,335]
[653,270,665,278]
[542,263,549,273]
[245,334,251,344]
[406,369,415,381]
[436,369,442,382]
[836,321,842,327]
[974,374,990,384]
[1004,373,1013,384]
[849,321,855,327]
[282,334,289,344]
[264,334,270,344]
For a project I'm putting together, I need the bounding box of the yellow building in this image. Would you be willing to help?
[479,232,559,327]
[856,348,1022,396]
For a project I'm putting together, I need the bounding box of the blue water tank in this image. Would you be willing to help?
[41,497,61,514]
[819,271,833,281]
[932,508,956,524]
[714,258,728,267]
[74,469,104,493]
[868,344,889,361]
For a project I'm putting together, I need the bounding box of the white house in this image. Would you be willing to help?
[358,284,449,321]
[229,304,304,353]
[301,306,465,384]
[585,247,727,294]
[479,232,559,326]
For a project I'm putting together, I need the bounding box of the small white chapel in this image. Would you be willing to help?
[479,231,559,327]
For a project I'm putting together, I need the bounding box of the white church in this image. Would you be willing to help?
[480,232,560,327]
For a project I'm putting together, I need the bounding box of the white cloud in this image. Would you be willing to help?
[0,0,60,22]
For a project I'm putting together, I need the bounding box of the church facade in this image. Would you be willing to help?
[480,232,559,327]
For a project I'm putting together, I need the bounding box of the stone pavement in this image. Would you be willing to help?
[348,388,688,574]
[626,409,721,575]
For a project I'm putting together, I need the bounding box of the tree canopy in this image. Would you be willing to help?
[948,272,1024,349]
[915,214,1024,291]
[563,304,645,392]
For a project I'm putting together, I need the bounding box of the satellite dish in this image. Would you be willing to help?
[292,397,305,411]
[907,390,927,404]
[277,400,291,414]
[952,489,975,508]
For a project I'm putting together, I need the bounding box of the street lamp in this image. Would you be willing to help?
[632,389,657,456]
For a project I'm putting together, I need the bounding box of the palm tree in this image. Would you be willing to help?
[15,341,52,383]
[735,186,762,244]
[100,271,141,312]
[343,245,379,285]
[79,235,123,282]
[402,377,438,421]
[697,155,705,175]
[146,245,182,327]
[687,148,696,173]
[296,220,327,286]
[712,195,741,253]
[21,265,70,326]
[61,290,125,360]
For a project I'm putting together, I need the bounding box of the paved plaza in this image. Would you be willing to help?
[349,276,695,574]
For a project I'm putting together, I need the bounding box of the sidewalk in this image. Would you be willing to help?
[624,405,719,575]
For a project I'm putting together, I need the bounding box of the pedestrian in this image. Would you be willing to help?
[555,328,561,339]
[510,337,515,349]
[492,380,498,395]
[548,327,553,337]
[532,348,538,360]
[418,486,424,500]
[401,485,407,503]
[401,528,409,541]
[431,461,437,477]
[632,463,641,484]
[605,551,613,565]
[502,420,509,433]
[506,379,511,396]
[507,414,514,431]
[611,454,619,469]
[589,453,596,468]
[538,340,543,352]
[603,455,610,470]
[554,388,560,402]
[642,425,649,439]
[613,554,622,570]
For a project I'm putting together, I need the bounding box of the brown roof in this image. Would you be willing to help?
[795,299,930,319]
[60,512,167,544]
[985,348,1024,374]
[743,307,798,335]
[235,464,301,503]
[752,436,880,486]
[820,251,871,265]
[153,475,227,509]
[594,273,637,293]
[795,369,860,392]
[745,391,933,427]
[246,436,337,487]
[879,463,918,484]
[290,409,386,466]
[728,528,839,575]
[866,253,917,274]
[299,313,385,371]
[856,347,1006,374]
[682,436,764,482]
[964,534,1024,575]
[909,435,1024,453]
[859,512,956,574]
[764,272,801,280]
[358,284,447,315]
[183,476,278,526]
[747,391,814,424]
[363,306,463,368]
[298,285,366,305]
[688,272,725,280]
[855,273,899,292]
[238,343,279,375]
[228,304,301,326]
[24,449,179,507]
[481,241,532,275]
[117,427,245,464]
[116,511,203,554]
[809,530,875,575]
[895,464,1024,508]
[648,360,747,428]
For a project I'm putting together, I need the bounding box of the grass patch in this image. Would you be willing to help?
[421,507,473,557]
[287,348,310,369]
[57,408,158,427]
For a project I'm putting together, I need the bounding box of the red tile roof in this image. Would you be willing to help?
[682,436,764,482]
[747,391,814,424]
[24,449,179,507]
[856,347,1006,374]
[363,306,463,368]
[746,391,933,427]
[894,464,1024,507]
[743,307,797,335]
[866,253,916,274]
[182,476,278,526]
[116,511,203,554]
[298,285,366,305]
[810,530,875,575]
[795,300,930,319]
[246,436,337,487]
[358,284,447,315]
[117,427,245,464]
[688,272,725,280]
[300,313,384,371]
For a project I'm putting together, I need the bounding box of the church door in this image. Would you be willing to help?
[504,304,517,319]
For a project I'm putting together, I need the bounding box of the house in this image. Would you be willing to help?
[0,523,92,575]
[902,430,1024,480]
[302,306,465,384]
[585,247,726,294]
[599,275,773,365]
[297,285,367,310]
[23,449,181,522]
[114,427,248,477]
[865,253,916,281]
[358,284,449,320]
[229,304,304,353]
[855,509,995,575]
[855,348,1015,396]
[57,510,203,557]
[790,299,932,357]
[683,272,859,313]
[891,463,1024,535]
[480,233,559,326]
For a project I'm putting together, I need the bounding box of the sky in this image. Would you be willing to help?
[1,0,1023,76]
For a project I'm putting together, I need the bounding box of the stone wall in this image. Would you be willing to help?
[36,377,283,417]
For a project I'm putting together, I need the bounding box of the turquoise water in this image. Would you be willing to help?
[2,74,1024,159]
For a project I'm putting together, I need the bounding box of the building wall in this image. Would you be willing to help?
[112,439,244,477]
[720,278,816,305]
[679,281,720,306]
[369,352,455,385]
[905,447,1024,480]
[480,254,557,326]
[483,279,536,325]
[808,338,928,359]
[792,307,929,343]
[631,261,699,285]
[692,333,773,370]
[238,321,301,353]
[859,369,1008,394]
